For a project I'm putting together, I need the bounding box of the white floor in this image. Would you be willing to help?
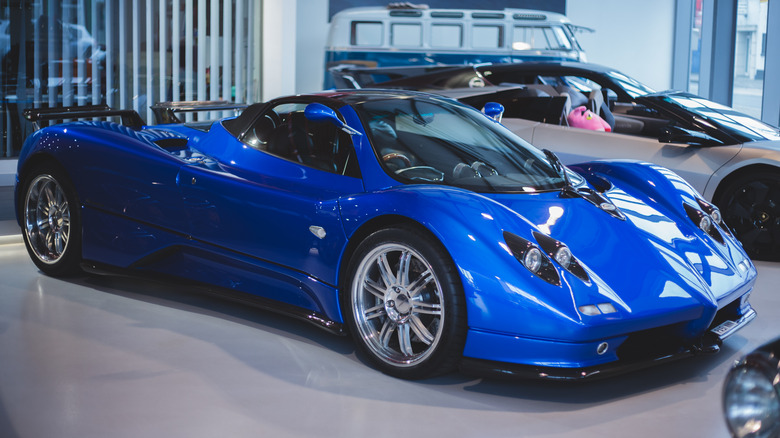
[1,220,778,438]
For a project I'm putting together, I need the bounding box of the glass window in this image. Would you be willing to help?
[431,24,462,48]
[472,25,503,49]
[248,103,358,176]
[512,26,571,51]
[689,1,703,95]
[351,21,383,46]
[354,96,566,192]
[391,23,422,47]
[732,0,768,118]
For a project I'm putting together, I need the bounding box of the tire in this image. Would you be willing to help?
[718,171,780,261]
[343,226,466,379]
[20,163,83,276]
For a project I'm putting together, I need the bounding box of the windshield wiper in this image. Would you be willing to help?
[543,149,574,194]
[542,149,625,220]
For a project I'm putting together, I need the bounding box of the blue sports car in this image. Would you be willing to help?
[15,90,757,380]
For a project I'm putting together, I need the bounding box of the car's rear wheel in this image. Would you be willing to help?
[344,227,466,379]
[719,171,780,261]
[20,164,82,276]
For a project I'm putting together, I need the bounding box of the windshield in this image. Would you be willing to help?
[606,70,656,98]
[662,94,780,142]
[353,96,567,192]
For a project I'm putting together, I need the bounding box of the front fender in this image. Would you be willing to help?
[338,185,592,340]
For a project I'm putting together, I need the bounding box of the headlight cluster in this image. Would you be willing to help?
[723,351,780,438]
[503,231,590,286]
[685,200,727,244]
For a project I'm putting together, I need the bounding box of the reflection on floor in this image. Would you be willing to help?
[1,220,778,438]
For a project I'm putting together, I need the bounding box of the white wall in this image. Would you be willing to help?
[567,0,676,91]
[262,0,298,101]
[296,0,330,93]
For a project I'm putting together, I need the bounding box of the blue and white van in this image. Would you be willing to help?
[325,4,589,87]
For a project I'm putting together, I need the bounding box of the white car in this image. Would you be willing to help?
[333,62,780,260]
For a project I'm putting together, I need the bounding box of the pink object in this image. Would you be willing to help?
[567,105,612,132]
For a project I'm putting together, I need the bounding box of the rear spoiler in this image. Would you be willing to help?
[150,100,247,124]
[23,104,145,130]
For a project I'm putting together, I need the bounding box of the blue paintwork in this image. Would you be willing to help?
[15,91,757,371]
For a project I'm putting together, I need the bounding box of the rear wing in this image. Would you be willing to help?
[23,104,145,130]
[150,100,247,124]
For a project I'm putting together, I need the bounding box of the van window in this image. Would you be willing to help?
[431,24,462,48]
[351,21,383,46]
[391,23,422,46]
[512,26,573,51]
[473,25,503,49]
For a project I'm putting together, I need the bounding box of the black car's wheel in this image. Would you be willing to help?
[344,227,466,379]
[718,171,780,261]
[20,164,82,276]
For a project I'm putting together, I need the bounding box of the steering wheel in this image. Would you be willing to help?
[382,152,412,167]
[396,166,445,182]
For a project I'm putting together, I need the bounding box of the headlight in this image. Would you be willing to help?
[710,206,723,224]
[554,246,572,268]
[723,362,780,438]
[503,231,560,286]
[533,231,590,284]
[684,202,724,244]
[700,215,714,233]
[524,247,543,273]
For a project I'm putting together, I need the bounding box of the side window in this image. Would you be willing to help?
[472,25,503,49]
[512,26,573,51]
[431,24,462,48]
[244,103,360,178]
[391,23,422,47]
[351,21,383,46]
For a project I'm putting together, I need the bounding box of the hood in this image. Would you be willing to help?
[641,92,780,143]
[482,186,754,336]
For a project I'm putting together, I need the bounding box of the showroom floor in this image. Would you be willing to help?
[1,219,778,438]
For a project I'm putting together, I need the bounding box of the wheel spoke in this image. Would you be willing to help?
[377,253,396,287]
[746,181,770,204]
[397,251,412,287]
[379,319,396,347]
[363,303,386,320]
[43,184,56,210]
[408,314,435,345]
[363,278,386,299]
[45,229,55,251]
[407,269,433,297]
[412,301,442,316]
[397,323,413,356]
[55,186,66,207]
[54,231,65,254]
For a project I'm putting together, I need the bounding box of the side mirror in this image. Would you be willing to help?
[483,102,505,122]
[659,125,722,147]
[304,103,361,136]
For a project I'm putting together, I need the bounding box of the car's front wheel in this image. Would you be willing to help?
[719,170,780,261]
[20,164,83,276]
[344,227,466,379]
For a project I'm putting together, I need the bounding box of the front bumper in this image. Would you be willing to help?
[460,307,756,381]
